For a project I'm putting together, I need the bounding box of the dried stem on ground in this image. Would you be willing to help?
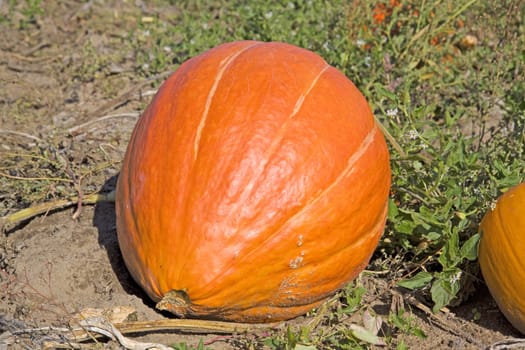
[0,191,115,233]
[485,338,525,350]
[0,315,276,350]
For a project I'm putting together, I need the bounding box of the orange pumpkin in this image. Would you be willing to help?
[479,182,525,334]
[115,41,391,323]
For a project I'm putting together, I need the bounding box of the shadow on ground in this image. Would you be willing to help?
[92,174,155,310]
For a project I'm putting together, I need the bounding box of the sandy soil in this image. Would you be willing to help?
[1,204,522,349]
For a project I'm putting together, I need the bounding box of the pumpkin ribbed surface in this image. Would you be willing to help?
[116,41,391,323]
[479,182,525,334]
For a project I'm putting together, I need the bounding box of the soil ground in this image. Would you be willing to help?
[0,1,523,349]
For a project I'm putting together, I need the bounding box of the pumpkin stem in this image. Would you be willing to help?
[156,290,192,317]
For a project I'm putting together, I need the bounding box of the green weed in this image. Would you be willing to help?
[349,0,524,311]
[2,0,44,28]
[126,0,524,318]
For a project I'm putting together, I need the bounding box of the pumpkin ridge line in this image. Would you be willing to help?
[220,63,331,226]
[192,42,262,161]
[177,61,332,298]
[117,41,392,323]
[303,125,378,210]
[496,200,525,277]
[240,125,379,260]
[177,42,262,286]
[290,64,330,118]
[194,126,380,301]
[196,198,388,308]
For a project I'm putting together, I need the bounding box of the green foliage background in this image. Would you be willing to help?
[126,0,524,311]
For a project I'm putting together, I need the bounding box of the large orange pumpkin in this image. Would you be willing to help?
[479,182,525,334]
[115,41,391,323]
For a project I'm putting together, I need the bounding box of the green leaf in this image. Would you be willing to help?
[373,83,398,101]
[430,280,450,313]
[286,327,297,348]
[430,270,462,313]
[342,284,366,314]
[397,340,409,350]
[349,324,387,346]
[438,230,460,268]
[388,197,399,219]
[412,328,427,339]
[460,233,480,261]
[397,271,433,290]
[395,219,417,235]
[423,231,441,241]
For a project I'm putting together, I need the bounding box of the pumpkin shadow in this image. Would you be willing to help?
[450,283,523,337]
[92,174,155,309]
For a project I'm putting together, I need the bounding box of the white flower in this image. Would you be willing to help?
[408,129,419,140]
[265,11,273,19]
[364,56,371,67]
[386,108,398,117]
[451,271,462,284]
[489,200,497,211]
[356,39,366,47]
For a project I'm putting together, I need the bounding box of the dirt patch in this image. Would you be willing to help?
[0,1,524,349]
[0,205,522,349]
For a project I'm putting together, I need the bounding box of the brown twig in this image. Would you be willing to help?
[485,338,525,350]
[23,41,51,56]
[71,182,84,220]
[66,112,140,135]
[0,172,74,183]
[1,191,115,233]
[3,50,58,63]
[107,318,273,336]
[73,70,172,131]
[6,316,277,349]
[403,293,483,348]
[0,129,45,143]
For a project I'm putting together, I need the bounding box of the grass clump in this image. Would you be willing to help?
[127,0,524,316]
[345,0,524,312]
